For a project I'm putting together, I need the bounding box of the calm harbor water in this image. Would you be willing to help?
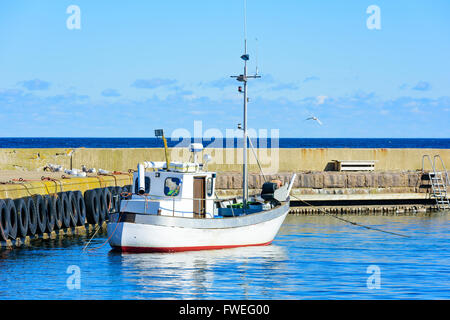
[0,213,449,300]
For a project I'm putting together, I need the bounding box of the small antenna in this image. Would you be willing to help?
[243,0,247,54]
[255,37,259,76]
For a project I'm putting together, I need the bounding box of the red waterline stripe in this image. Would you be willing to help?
[112,241,273,253]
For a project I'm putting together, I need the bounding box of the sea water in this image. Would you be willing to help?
[1,212,449,300]
[1,137,449,149]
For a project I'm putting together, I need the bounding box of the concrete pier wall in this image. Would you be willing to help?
[1,148,449,173]
[214,171,447,199]
[0,174,133,200]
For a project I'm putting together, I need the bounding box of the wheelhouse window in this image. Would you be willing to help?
[134,177,151,194]
[206,177,213,197]
[164,177,181,197]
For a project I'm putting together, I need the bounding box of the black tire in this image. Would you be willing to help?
[107,186,116,214]
[114,186,123,212]
[14,198,29,237]
[96,188,107,223]
[44,195,56,233]
[105,188,113,218]
[5,199,17,239]
[0,199,10,241]
[84,189,100,224]
[53,195,63,230]
[33,194,47,234]
[74,191,86,226]
[67,191,79,227]
[25,197,37,236]
[58,192,71,228]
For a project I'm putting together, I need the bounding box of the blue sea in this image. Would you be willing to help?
[0,138,449,149]
[0,213,449,299]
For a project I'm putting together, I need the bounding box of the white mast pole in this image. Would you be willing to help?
[231,0,260,209]
[243,40,248,207]
[243,0,249,207]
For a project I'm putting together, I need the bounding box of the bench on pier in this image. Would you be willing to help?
[332,160,377,171]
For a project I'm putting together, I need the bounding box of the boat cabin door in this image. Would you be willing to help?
[193,177,206,218]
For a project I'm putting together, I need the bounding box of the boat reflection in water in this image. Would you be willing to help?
[107,244,289,299]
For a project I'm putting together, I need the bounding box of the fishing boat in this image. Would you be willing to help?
[107,141,295,252]
[107,9,296,252]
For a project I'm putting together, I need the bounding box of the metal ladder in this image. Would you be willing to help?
[422,155,450,210]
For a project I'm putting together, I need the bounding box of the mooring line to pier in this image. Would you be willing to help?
[83,200,128,252]
[82,224,102,251]
[290,195,410,238]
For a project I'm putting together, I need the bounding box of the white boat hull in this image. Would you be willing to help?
[107,202,289,253]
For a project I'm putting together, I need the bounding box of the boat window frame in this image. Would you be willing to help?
[164,177,182,197]
[206,177,214,197]
[134,176,151,194]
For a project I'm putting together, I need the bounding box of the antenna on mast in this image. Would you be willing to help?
[255,37,259,76]
[244,0,247,54]
[230,0,261,209]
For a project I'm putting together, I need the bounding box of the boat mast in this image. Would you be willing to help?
[231,0,260,208]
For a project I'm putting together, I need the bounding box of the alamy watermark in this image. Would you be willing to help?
[366,5,381,30]
[66,265,81,290]
[366,265,381,289]
[66,5,81,30]
[170,121,280,173]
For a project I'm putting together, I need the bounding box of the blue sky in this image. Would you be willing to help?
[0,0,449,138]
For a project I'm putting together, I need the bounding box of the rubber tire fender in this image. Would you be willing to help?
[107,186,117,214]
[53,195,64,230]
[114,186,123,213]
[33,194,47,234]
[105,188,113,217]
[96,188,107,223]
[74,191,86,226]
[67,191,79,227]
[14,198,29,237]
[25,197,37,236]
[58,192,72,228]
[5,199,17,239]
[0,199,10,241]
[44,195,56,233]
[84,189,100,225]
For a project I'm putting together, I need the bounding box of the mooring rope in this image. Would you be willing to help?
[83,198,128,252]
[291,194,410,238]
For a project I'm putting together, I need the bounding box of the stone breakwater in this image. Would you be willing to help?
[215,171,448,214]
[216,171,433,193]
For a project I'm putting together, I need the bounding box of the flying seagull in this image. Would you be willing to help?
[305,116,323,125]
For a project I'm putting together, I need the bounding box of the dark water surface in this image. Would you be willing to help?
[0,213,449,300]
[1,138,449,149]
